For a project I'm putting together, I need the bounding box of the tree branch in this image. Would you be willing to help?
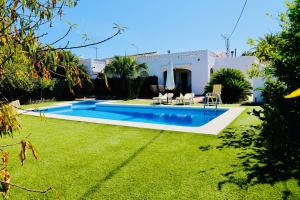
[39,27,124,52]
[0,133,32,150]
[48,25,72,46]
[7,182,52,193]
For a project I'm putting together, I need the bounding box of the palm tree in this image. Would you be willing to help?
[104,56,148,79]
[103,56,148,98]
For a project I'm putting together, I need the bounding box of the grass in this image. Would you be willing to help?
[20,101,69,109]
[2,102,299,199]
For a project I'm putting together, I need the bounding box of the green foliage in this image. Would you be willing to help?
[242,0,300,193]
[257,0,300,149]
[0,0,116,197]
[50,50,91,94]
[104,56,148,79]
[0,102,20,137]
[0,49,89,103]
[205,68,252,103]
[104,56,148,98]
[241,50,255,56]
[0,0,81,135]
[0,60,36,97]
[252,34,281,63]
[246,63,261,79]
[0,0,79,89]
[0,47,55,102]
[244,34,281,79]
[249,0,300,141]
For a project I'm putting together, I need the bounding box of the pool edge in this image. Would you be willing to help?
[19,101,245,135]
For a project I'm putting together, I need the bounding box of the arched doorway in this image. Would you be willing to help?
[163,69,191,94]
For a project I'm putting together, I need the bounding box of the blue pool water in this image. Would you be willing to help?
[38,101,228,127]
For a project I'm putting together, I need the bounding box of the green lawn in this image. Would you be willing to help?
[20,101,69,109]
[2,102,299,199]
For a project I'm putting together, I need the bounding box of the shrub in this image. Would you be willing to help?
[103,56,149,99]
[94,76,158,99]
[255,0,300,153]
[205,68,252,103]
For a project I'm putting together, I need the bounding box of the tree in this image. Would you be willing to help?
[104,56,148,79]
[259,0,300,149]
[0,0,124,97]
[0,0,124,197]
[0,46,38,102]
[247,34,280,63]
[220,0,300,194]
[103,56,148,98]
[51,50,93,100]
[201,3,300,196]
[250,0,300,149]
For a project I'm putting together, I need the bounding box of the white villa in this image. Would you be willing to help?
[80,50,263,102]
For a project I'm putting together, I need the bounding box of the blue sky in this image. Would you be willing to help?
[40,0,286,59]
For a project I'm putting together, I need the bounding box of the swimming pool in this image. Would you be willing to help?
[25,100,244,134]
[37,101,227,127]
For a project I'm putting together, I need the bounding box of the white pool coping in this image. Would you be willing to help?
[20,101,245,135]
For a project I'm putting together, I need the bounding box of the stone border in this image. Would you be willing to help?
[20,101,245,135]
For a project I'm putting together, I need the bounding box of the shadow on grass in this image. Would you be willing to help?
[78,130,164,199]
[199,123,300,200]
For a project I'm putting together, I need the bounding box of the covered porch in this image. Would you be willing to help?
[163,68,192,94]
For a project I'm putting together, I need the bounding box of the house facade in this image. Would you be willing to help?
[80,50,263,102]
[136,50,262,101]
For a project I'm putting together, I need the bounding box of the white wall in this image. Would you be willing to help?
[91,59,106,74]
[137,50,209,95]
[213,56,257,74]
[137,53,262,97]
[79,58,106,79]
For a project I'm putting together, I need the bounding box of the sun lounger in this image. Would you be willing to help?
[152,93,163,104]
[183,93,195,105]
[160,93,174,104]
[175,93,184,104]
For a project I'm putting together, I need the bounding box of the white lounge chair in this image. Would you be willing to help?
[175,93,184,104]
[183,93,195,105]
[160,93,174,104]
[152,93,163,104]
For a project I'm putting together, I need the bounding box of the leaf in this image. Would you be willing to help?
[56,191,60,200]
[39,111,46,121]
[28,143,38,160]
[1,37,6,45]
[19,140,39,165]
[14,25,19,36]
[19,140,28,165]
[1,152,8,166]
[104,73,111,91]
[12,0,19,9]
[0,170,11,194]
[0,102,21,137]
